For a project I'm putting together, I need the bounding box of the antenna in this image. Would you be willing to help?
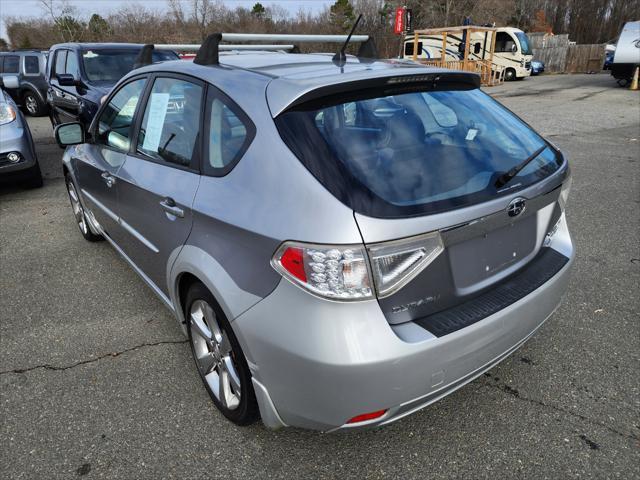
[194,33,222,66]
[332,14,363,66]
[133,44,154,69]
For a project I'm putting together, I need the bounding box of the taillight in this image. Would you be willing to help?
[272,231,444,301]
[272,242,373,300]
[368,232,444,298]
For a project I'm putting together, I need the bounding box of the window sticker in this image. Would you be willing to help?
[142,93,170,152]
[119,96,139,119]
[465,128,478,141]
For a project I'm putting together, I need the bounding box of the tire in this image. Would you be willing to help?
[23,161,43,189]
[505,68,516,81]
[22,91,47,117]
[65,174,103,241]
[185,282,259,426]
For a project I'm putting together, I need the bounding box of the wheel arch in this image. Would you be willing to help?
[168,245,264,335]
[20,84,46,104]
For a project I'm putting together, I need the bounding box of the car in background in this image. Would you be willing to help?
[603,49,615,70]
[47,43,178,129]
[530,59,545,75]
[0,50,49,117]
[0,80,42,188]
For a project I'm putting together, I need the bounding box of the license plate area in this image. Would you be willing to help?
[448,214,537,290]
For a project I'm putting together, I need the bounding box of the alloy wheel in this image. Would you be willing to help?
[189,299,242,410]
[25,94,38,115]
[66,179,88,235]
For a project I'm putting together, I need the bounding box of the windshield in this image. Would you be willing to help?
[515,32,532,55]
[81,49,177,83]
[276,87,563,217]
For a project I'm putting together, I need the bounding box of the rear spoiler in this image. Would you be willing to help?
[271,71,481,117]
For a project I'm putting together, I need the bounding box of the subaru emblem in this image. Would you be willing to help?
[507,197,526,217]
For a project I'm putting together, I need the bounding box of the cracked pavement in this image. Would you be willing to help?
[1,74,639,479]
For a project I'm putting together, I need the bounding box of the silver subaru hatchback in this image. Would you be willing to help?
[55,40,573,431]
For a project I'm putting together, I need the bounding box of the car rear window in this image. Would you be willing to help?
[3,55,19,74]
[24,56,40,74]
[82,49,178,83]
[275,85,563,218]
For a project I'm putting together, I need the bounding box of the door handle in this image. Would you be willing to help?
[101,172,116,188]
[159,197,184,218]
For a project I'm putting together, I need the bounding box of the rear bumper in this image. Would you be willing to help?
[234,229,573,431]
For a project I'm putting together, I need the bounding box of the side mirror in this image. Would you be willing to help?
[2,75,19,89]
[511,44,518,54]
[54,122,85,147]
[57,73,78,87]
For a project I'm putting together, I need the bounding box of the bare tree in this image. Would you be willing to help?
[190,0,226,40]
[39,0,82,42]
[5,0,639,50]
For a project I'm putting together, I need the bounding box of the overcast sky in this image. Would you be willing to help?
[0,0,333,40]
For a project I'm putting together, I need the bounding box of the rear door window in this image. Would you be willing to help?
[24,56,40,75]
[3,55,19,74]
[136,77,203,168]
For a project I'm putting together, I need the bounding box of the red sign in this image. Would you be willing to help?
[394,7,405,35]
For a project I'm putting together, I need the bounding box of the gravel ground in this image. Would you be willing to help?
[1,73,638,479]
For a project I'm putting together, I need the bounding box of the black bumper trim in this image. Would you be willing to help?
[414,248,569,338]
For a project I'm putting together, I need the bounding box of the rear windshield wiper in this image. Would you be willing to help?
[494,145,547,189]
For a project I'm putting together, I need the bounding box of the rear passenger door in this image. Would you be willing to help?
[115,74,203,296]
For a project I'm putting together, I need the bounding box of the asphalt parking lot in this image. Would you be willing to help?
[1,73,638,479]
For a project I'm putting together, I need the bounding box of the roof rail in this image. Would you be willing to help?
[154,32,372,66]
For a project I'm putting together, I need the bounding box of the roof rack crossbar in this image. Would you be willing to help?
[158,32,372,66]
[156,33,369,53]
[156,44,296,52]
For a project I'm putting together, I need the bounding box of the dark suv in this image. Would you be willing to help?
[0,51,49,117]
[47,43,178,128]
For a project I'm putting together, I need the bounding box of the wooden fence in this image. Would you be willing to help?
[566,44,606,73]
[528,32,605,73]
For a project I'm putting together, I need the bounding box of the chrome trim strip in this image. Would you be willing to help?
[440,185,561,247]
[102,231,174,312]
[82,188,160,253]
[80,188,118,222]
[118,218,160,254]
